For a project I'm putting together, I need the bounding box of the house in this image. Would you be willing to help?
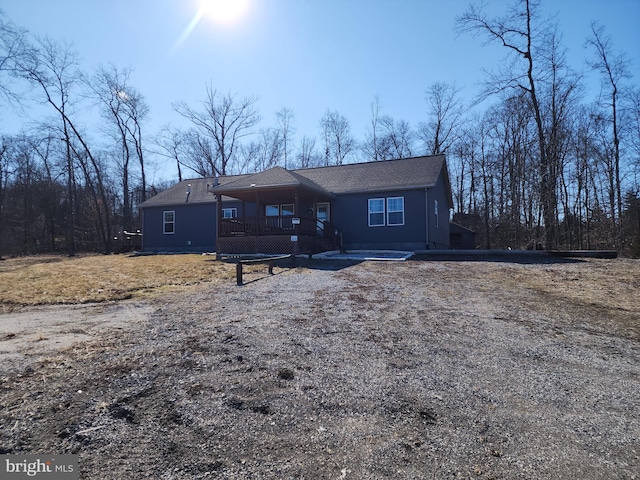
[139,154,453,254]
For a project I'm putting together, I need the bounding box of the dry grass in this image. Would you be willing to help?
[0,254,243,308]
[468,258,640,340]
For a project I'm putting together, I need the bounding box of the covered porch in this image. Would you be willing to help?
[209,167,341,255]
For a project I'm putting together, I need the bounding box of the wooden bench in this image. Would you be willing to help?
[234,254,294,286]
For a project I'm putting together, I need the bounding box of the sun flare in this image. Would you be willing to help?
[169,0,250,56]
[198,0,250,24]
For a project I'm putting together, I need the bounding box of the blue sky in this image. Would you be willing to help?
[1,0,639,181]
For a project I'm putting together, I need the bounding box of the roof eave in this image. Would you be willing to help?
[210,183,335,198]
[336,183,438,195]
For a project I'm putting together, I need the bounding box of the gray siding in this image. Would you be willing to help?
[332,189,429,251]
[141,178,451,253]
[426,170,451,249]
[142,203,218,253]
[330,175,451,251]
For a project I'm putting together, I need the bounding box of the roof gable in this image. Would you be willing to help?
[211,166,331,196]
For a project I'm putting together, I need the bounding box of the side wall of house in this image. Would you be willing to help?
[427,170,451,249]
[142,203,217,253]
[332,189,428,251]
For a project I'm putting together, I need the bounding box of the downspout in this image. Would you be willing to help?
[140,208,145,252]
[425,188,430,249]
[255,191,260,254]
[215,194,222,257]
[294,190,300,257]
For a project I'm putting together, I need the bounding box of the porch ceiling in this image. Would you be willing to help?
[213,185,333,204]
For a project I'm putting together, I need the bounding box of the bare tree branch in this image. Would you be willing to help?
[173,84,260,176]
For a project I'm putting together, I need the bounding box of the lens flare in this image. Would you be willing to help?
[169,0,249,55]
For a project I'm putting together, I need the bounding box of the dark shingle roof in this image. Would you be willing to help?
[293,155,446,194]
[141,155,449,207]
[139,175,243,208]
[211,166,332,196]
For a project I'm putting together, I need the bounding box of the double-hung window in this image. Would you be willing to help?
[387,197,405,226]
[368,197,405,226]
[163,211,175,234]
[368,198,385,227]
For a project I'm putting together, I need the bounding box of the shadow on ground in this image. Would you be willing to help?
[410,253,585,265]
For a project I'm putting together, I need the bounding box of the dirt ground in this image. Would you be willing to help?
[1,256,638,479]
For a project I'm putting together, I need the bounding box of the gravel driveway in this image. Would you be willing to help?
[1,257,638,479]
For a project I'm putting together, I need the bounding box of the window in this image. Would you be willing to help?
[266,204,295,216]
[266,205,280,216]
[317,203,330,223]
[368,198,385,227]
[434,199,439,227]
[222,208,237,219]
[281,204,294,216]
[163,211,175,234]
[266,204,294,229]
[387,197,405,226]
[369,196,405,227]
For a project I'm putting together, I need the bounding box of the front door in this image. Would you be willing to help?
[316,203,330,235]
[317,203,330,223]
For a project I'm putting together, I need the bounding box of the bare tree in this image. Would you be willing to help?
[120,83,149,201]
[296,136,323,169]
[180,130,218,177]
[363,96,389,161]
[320,109,356,165]
[418,81,466,155]
[253,127,283,172]
[173,85,260,176]
[15,37,113,253]
[88,65,132,230]
[363,97,415,161]
[88,64,149,230]
[238,127,284,173]
[276,107,295,169]
[629,88,640,189]
[14,36,80,255]
[458,0,562,249]
[587,23,631,245]
[0,11,28,106]
[0,136,10,257]
[155,125,185,182]
[381,116,414,159]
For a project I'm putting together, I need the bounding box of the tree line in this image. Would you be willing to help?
[1,0,639,257]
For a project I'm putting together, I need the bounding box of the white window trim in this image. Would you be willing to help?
[368,198,385,227]
[317,202,331,222]
[387,197,405,226]
[434,199,439,227]
[163,210,175,235]
[222,207,237,219]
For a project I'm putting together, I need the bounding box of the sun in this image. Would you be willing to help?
[197,0,250,25]
[169,0,250,55]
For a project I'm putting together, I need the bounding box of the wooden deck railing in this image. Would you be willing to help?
[221,216,328,237]
[220,216,342,251]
